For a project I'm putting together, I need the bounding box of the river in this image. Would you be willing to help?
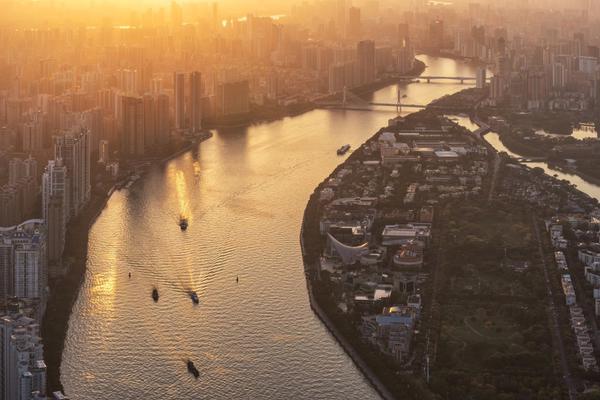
[60,56,497,399]
[451,115,600,200]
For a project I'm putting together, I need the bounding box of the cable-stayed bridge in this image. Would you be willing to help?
[315,86,472,112]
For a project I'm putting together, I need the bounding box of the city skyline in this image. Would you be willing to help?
[3,0,600,399]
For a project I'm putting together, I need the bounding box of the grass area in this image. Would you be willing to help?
[449,263,536,298]
[440,304,529,370]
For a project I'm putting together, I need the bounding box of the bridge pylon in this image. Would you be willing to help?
[396,86,402,114]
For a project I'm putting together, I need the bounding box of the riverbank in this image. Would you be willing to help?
[41,134,212,394]
[203,59,427,130]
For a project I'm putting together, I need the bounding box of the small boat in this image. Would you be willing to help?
[180,217,188,231]
[152,288,159,302]
[337,144,351,156]
[236,275,239,283]
[189,291,199,304]
[187,360,200,378]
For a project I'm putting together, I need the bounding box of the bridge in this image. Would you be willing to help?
[315,86,469,112]
[396,75,490,84]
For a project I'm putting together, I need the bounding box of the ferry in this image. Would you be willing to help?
[337,144,351,156]
[152,288,159,302]
[189,291,199,304]
[180,217,188,231]
[187,360,200,378]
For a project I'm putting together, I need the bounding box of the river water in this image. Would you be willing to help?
[449,114,600,199]
[59,56,509,399]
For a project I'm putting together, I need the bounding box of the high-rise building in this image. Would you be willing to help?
[143,94,156,148]
[54,129,91,218]
[174,72,186,131]
[98,140,110,164]
[398,23,410,48]
[476,68,487,89]
[156,94,170,145]
[429,19,444,50]
[121,96,145,157]
[0,220,47,306]
[0,314,47,400]
[357,40,376,86]
[216,81,250,117]
[347,7,361,40]
[42,159,68,264]
[190,72,203,132]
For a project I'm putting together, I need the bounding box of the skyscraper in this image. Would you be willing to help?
[0,220,47,306]
[357,40,376,86]
[429,19,444,50]
[121,96,145,156]
[42,159,68,264]
[156,94,170,145]
[347,7,361,40]
[54,129,91,218]
[190,71,203,132]
[143,94,157,148]
[174,72,186,131]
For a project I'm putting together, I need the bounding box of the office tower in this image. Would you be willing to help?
[397,45,415,74]
[42,159,68,263]
[121,96,145,156]
[398,23,410,47]
[347,7,361,40]
[98,140,109,164]
[357,40,376,86]
[143,94,156,148]
[156,94,170,145]
[336,0,347,34]
[490,75,506,105]
[54,129,91,218]
[429,19,444,50]
[216,81,250,117]
[82,107,104,155]
[0,220,47,304]
[552,62,567,89]
[174,72,186,131]
[190,71,203,132]
[476,68,487,89]
[0,314,47,400]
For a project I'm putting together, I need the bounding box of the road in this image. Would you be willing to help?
[532,216,577,400]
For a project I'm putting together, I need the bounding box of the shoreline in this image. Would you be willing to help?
[41,134,212,394]
[203,59,427,130]
[42,57,427,395]
[485,124,600,188]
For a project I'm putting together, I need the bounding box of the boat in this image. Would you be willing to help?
[402,94,407,98]
[337,144,351,156]
[180,217,188,231]
[189,291,199,304]
[152,288,159,302]
[187,360,200,378]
